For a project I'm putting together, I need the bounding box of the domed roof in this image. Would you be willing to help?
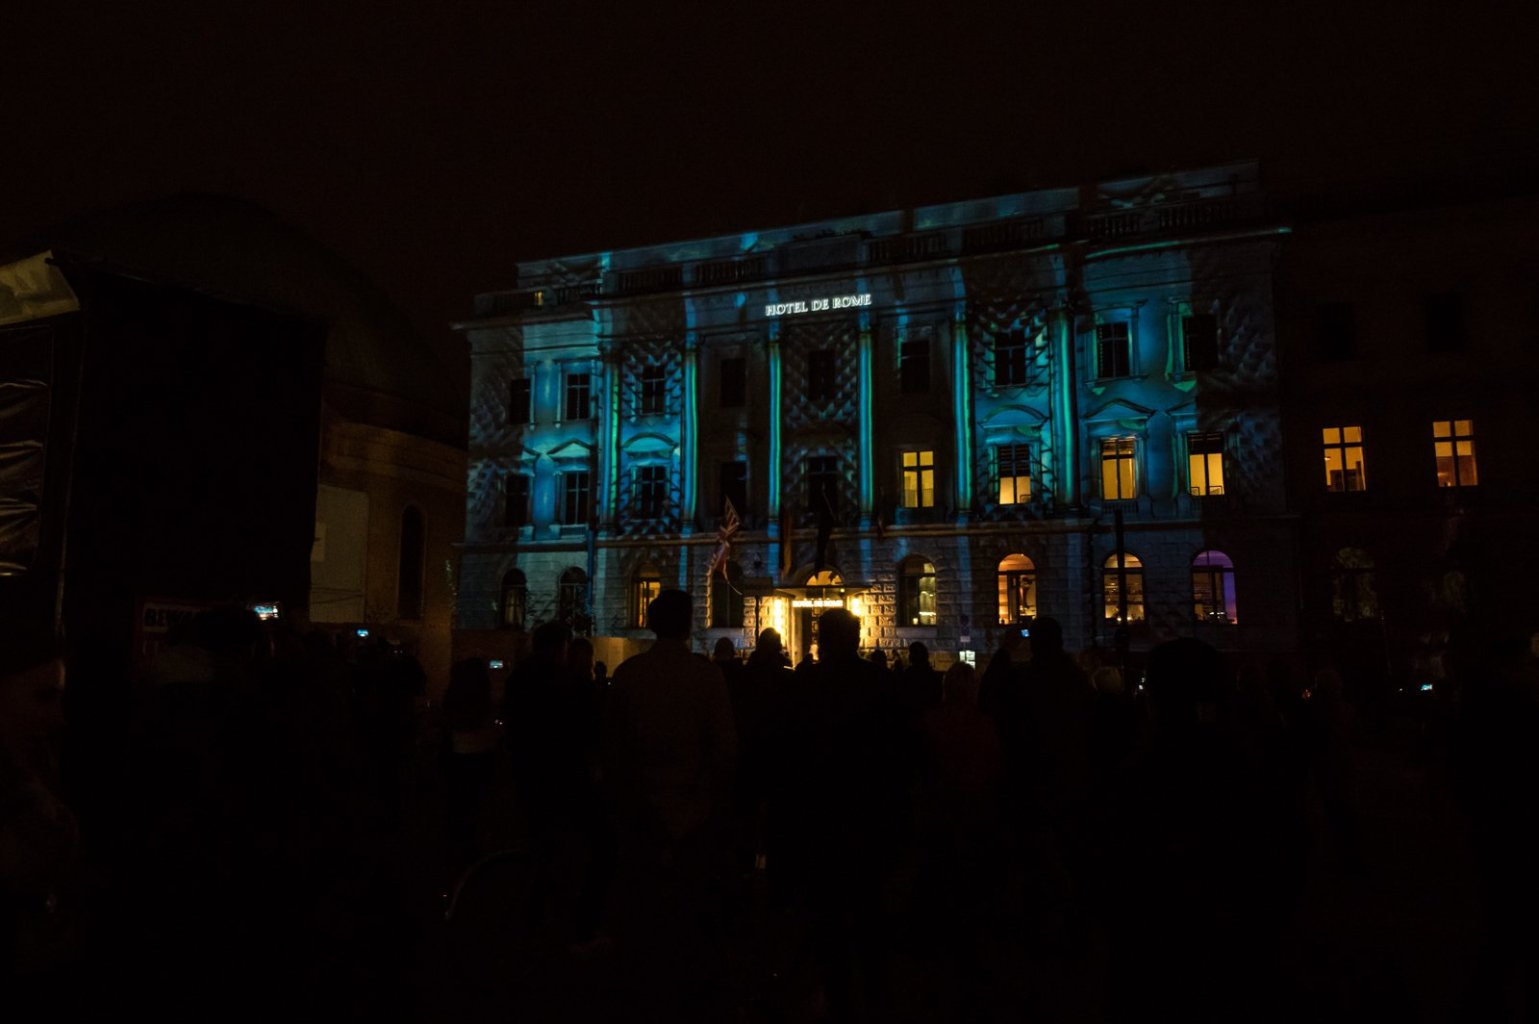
[6,194,464,447]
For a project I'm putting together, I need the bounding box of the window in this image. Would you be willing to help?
[397,507,424,620]
[900,339,930,394]
[1322,426,1367,492]
[719,461,747,521]
[1192,550,1237,624]
[564,372,591,420]
[1102,552,1145,623]
[1096,322,1131,379]
[1183,313,1219,372]
[901,450,935,508]
[1187,432,1226,496]
[710,561,745,628]
[997,553,1036,624]
[639,366,667,415]
[1426,293,1465,353]
[808,348,835,401]
[899,556,938,626]
[634,465,668,519]
[720,357,746,408]
[997,444,1031,504]
[560,471,590,525]
[558,567,588,626]
[1331,548,1379,622]
[1433,419,1478,487]
[993,329,1028,386]
[508,378,531,424]
[633,562,662,628]
[504,474,530,528]
[1315,303,1355,361]
[500,569,527,629]
[807,455,840,516]
[1100,436,1138,501]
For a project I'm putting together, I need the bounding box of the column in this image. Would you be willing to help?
[857,313,874,524]
[681,334,699,532]
[600,347,622,528]
[951,305,974,516]
[767,323,782,523]
[1049,305,1079,509]
[531,454,555,536]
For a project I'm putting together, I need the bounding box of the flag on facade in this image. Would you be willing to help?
[779,503,795,580]
[813,484,835,572]
[707,495,741,580]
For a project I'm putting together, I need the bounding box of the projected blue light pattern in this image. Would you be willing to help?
[457,161,1295,659]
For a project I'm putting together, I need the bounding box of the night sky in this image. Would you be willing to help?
[4,2,1535,372]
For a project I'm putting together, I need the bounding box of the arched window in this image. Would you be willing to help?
[558,567,587,625]
[898,556,938,626]
[397,506,425,620]
[1332,547,1379,622]
[1192,550,1237,624]
[633,562,662,628]
[500,569,527,629]
[997,553,1037,625]
[1102,552,1145,622]
[710,561,746,628]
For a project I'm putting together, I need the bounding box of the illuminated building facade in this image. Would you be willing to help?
[456,162,1299,664]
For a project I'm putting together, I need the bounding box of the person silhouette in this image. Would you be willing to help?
[603,590,737,1018]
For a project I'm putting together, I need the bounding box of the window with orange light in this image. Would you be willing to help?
[1322,425,1366,492]
[1432,419,1477,488]
[1102,552,1145,622]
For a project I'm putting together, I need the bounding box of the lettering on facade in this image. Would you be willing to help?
[763,293,872,317]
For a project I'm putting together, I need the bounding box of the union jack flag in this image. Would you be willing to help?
[707,495,741,579]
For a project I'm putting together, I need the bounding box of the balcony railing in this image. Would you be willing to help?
[1085,195,1268,241]
[866,231,949,265]
[615,265,685,295]
[962,217,1048,254]
[693,256,767,288]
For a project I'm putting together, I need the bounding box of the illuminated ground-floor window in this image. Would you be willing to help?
[899,556,937,625]
[1102,552,1145,622]
[997,553,1036,624]
[633,562,662,627]
[1192,550,1237,623]
[500,568,527,628]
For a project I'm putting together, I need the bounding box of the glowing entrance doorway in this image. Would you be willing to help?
[786,568,844,666]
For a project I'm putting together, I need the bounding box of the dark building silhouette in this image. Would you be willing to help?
[0,196,465,697]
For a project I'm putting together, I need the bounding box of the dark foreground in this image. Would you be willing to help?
[407,724,1479,1023]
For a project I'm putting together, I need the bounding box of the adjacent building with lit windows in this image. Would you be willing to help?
[1275,185,1539,685]
[455,162,1302,665]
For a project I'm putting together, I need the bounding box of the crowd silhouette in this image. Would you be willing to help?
[3,588,1539,1021]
